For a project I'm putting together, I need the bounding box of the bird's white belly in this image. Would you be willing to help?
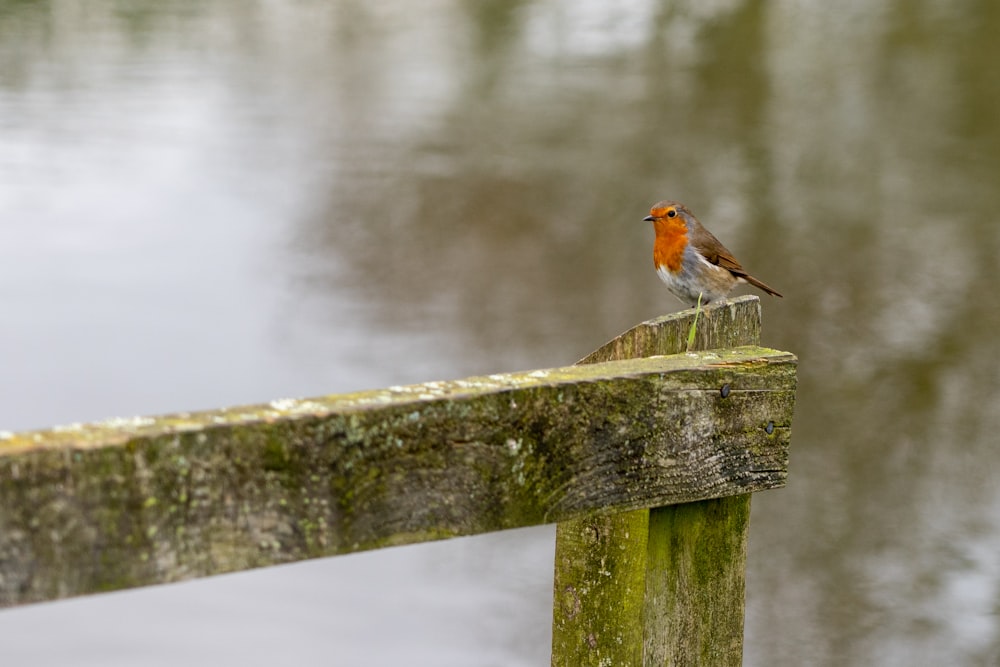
[655,249,738,306]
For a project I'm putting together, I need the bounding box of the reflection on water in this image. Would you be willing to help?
[2,1,1000,665]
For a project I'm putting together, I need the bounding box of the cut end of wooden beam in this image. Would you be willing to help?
[579,295,762,364]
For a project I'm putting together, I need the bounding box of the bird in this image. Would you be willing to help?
[643,200,782,308]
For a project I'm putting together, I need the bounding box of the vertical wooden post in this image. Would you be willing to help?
[551,296,762,666]
[552,511,650,665]
[642,495,750,664]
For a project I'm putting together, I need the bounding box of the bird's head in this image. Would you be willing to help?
[643,200,691,226]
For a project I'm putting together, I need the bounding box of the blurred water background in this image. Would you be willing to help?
[2,1,999,665]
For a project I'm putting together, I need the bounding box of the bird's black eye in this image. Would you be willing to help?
[666,209,677,218]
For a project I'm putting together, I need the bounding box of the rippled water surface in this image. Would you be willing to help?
[2,2,999,665]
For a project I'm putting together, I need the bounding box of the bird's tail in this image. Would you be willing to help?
[740,273,783,298]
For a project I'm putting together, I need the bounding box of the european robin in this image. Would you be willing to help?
[643,200,782,308]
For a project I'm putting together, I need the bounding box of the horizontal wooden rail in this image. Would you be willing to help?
[0,343,794,608]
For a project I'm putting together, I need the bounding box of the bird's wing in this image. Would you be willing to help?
[688,225,745,271]
[689,224,783,297]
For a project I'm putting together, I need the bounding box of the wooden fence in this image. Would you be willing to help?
[0,295,796,665]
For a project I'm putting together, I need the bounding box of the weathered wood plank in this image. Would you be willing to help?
[552,296,783,666]
[0,346,794,607]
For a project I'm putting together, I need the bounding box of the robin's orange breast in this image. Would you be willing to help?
[652,218,688,273]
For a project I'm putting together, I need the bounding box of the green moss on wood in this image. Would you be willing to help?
[552,510,650,666]
[643,496,751,666]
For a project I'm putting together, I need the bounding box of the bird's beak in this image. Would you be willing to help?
[642,215,654,222]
